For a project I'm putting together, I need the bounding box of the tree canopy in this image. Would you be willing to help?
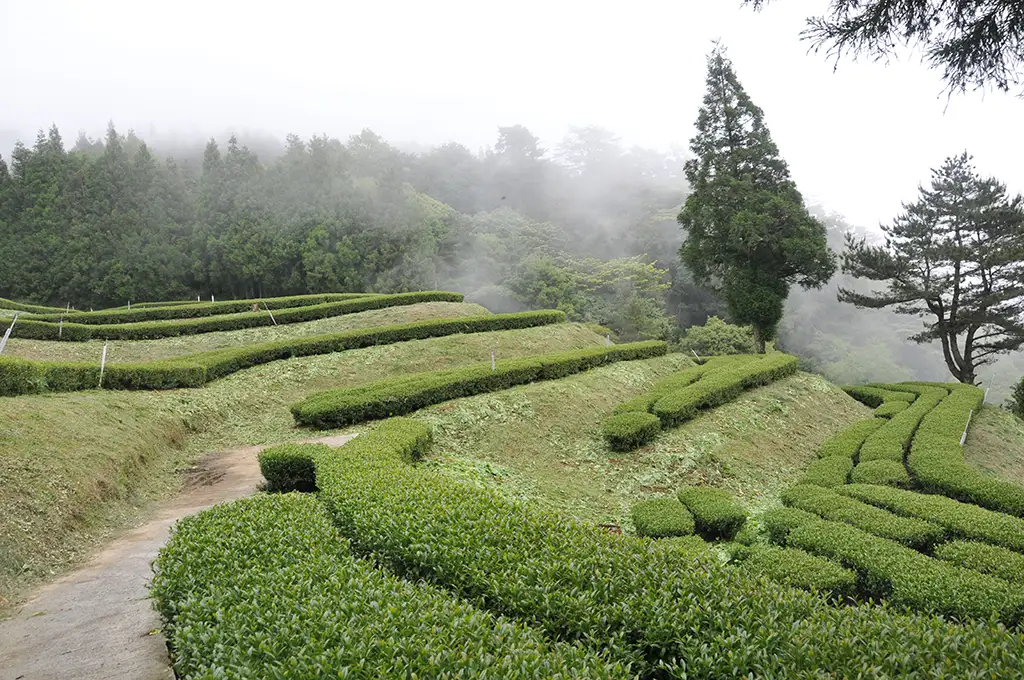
[840,152,1024,384]
[678,44,836,352]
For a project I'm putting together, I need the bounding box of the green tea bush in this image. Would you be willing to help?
[837,483,1024,553]
[850,459,911,488]
[0,296,66,314]
[0,310,565,396]
[258,443,328,492]
[630,498,695,537]
[312,418,1024,678]
[602,411,661,451]
[292,341,666,428]
[611,363,710,414]
[677,486,747,540]
[842,385,917,408]
[788,519,1024,624]
[934,540,1024,584]
[652,353,799,427]
[7,291,461,341]
[0,357,45,396]
[760,507,821,544]
[150,494,624,679]
[907,384,1024,517]
[873,400,909,418]
[817,418,885,459]
[858,386,947,463]
[675,316,756,356]
[799,456,853,487]
[734,543,856,598]
[781,484,943,550]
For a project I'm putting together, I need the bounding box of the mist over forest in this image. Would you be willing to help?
[1,120,1018,400]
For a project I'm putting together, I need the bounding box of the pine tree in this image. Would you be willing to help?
[678,44,835,352]
[840,153,1024,384]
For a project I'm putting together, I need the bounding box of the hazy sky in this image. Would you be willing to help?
[2,0,1022,229]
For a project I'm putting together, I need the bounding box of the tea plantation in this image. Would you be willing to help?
[3,291,1024,678]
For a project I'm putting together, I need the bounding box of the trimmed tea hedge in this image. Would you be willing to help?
[292,341,667,428]
[781,484,943,550]
[3,291,460,341]
[837,483,1024,553]
[858,386,947,463]
[0,296,66,314]
[311,418,1024,678]
[29,291,395,324]
[817,417,885,459]
[874,400,909,418]
[787,519,1024,624]
[842,385,916,408]
[734,543,856,598]
[760,507,821,545]
[630,498,695,537]
[677,486,747,540]
[150,494,624,679]
[799,456,853,488]
[611,363,711,415]
[907,384,1024,517]
[652,353,799,427]
[602,411,661,451]
[258,443,327,492]
[934,540,1024,584]
[850,459,911,488]
[0,310,565,396]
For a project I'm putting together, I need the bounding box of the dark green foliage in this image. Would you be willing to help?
[652,353,798,427]
[292,341,666,428]
[850,459,912,488]
[735,543,856,598]
[676,316,755,356]
[837,483,1024,553]
[934,540,1024,584]
[907,384,1024,516]
[258,443,328,492]
[630,498,695,538]
[838,154,1024,384]
[5,292,457,341]
[0,310,565,396]
[0,297,65,314]
[788,519,1024,625]
[781,484,943,550]
[859,386,947,462]
[678,45,835,352]
[677,486,747,540]
[759,507,821,544]
[799,456,853,487]
[1005,375,1024,419]
[0,357,44,396]
[817,417,885,459]
[873,400,910,418]
[842,385,916,408]
[602,412,661,451]
[311,418,1024,678]
[150,494,623,678]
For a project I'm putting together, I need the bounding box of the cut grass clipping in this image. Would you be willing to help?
[630,498,695,538]
[602,411,661,451]
[291,340,667,428]
[677,486,747,540]
[0,310,565,396]
[151,494,624,679]
[1,291,458,341]
[311,418,1024,678]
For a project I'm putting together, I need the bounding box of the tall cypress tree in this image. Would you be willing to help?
[679,44,835,352]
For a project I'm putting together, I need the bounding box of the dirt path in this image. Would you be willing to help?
[0,434,356,680]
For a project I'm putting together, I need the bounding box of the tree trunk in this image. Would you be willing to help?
[752,325,766,354]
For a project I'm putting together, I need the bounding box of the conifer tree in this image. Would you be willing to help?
[840,153,1024,384]
[679,44,835,352]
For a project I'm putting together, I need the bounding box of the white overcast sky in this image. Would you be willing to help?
[2,0,1022,229]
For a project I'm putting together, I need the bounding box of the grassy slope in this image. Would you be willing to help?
[0,314,604,604]
[1,301,489,362]
[965,405,1024,486]
[407,365,869,527]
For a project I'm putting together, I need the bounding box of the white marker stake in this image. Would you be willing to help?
[0,314,17,355]
[197,295,201,302]
[491,352,496,371]
[66,302,70,313]
[606,334,611,346]
[127,300,131,310]
[692,350,701,361]
[263,302,278,325]
[211,295,215,303]
[960,408,974,447]
[59,316,63,338]
[99,343,108,388]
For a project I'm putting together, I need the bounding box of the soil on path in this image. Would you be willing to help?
[0,434,356,680]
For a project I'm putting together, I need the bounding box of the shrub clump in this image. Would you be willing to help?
[759,506,821,544]
[850,459,911,488]
[873,400,909,418]
[858,385,947,462]
[631,498,696,538]
[817,417,886,459]
[258,443,329,492]
[842,385,916,408]
[734,543,856,598]
[675,316,756,356]
[799,456,853,488]
[677,486,747,540]
[934,540,1024,584]
[602,411,661,451]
